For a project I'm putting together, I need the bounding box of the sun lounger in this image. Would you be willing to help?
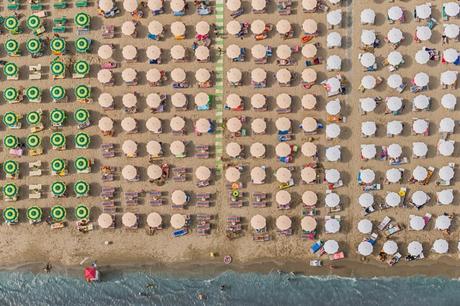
[230,200,244,208]
[196,201,210,207]
[329,251,345,261]
[384,224,402,237]
[51,222,65,229]
[172,229,188,237]
[253,201,268,208]
[378,216,391,231]
[310,240,323,254]
[387,252,402,266]
[253,233,270,241]
[101,201,115,207]
[227,216,240,223]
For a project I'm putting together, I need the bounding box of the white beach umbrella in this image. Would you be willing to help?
[226,44,241,59]
[170,116,185,132]
[122,165,137,181]
[361,144,376,159]
[302,44,317,58]
[413,95,430,110]
[325,77,341,93]
[324,240,339,255]
[195,68,211,83]
[326,99,341,115]
[122,45,137,60]
[416,26,432,41]
[98,213,113,229]
[439,117,455,133]
[414,72,429,87]
[250,215,266,230]
[276,69,292,84]
[327,9,342,26]
[358,193,374,208]
[386,97,402,112]
[383,241,398,255]
[361,121,376,137]
[408,241,423,256]
[226,94,242,109]
[302,68,317,83]
[170,0,185,11]
[146,46,161,60]
[360,53,375,68]
[387,74,403,89]
[195,46,210,61]
[170,140,185,156]
[444,24,460,39]
[387,6,403,21]
[122,93,137,108]
[361,30,376,45]
[357,219,372,234]
[360,169,375,184]
[387,121,403,136]
[251,44,266,59]
[251,68,267,83]
[435,215,451,230]
[325,169,340,184]
[146,117,162,133]
[438,140,455,156]
[302,142,317,157]
[415,49,430,64]
[325,123,340,139]
[195,118,211,134]
[439,165,455,182]
[195,21,210,36]
[251,166,266,183]
[327,32,342,48]
[121,117,137,132]
[225,167,241,182]
[252,0,266,10]
[171,68,186,83]
[123,0,138,12]
[302,0,317,11]
[148,21,163,36]
[445,2,460,17]
[360,8,375,24]
[327,55,342,71]
[146,93,162,109]
[97,69,113,84]
[387,28,403,44]
[441,94,456,110]
[443,49,459,63]
[194,92,209,107]
[302,117,318,133]
[251,19,266,35]
[416,4,431,19]
[171,93,187,108]
[121,68,137,82]
[250,142,265,158]
[437,189,454,205]
[147,212,162,228]
[275,142,291,158]
[170,214,186,229]
[227,117,242,133]
[170,45,186,60]
[325,219,340,233]
[301,167,316,184]
[388,143,402,159]
[360,98,376,113]
[122,139,137,155]
[325,146,341,162]
[412,142,428,158]
[226,0,241,11]
[412,191,429,207]
[441,71,458,86]
[301,216,317,232]
[386,168,401,183]
[433,239,449,254]
[302,191,317,206]
[413,119,428,134]
[410,215,425,231]
[171,21,186,37]
[361,75,376,90]
[251,118,266,134]
[98,45,113,59]
[276,93,291,109]
[276,215,292,231]
[276,190,291,205]
[276,167,292,183]
[385,192,401,207]
[195,166,211,181]
[302,19,317,34]
[98,93,113,108]
[325,192,340,208]
[148,0,163,10]
[413,166,428,181]
[99,0,114,12]
[171,190,187,205]
[122,21,136,36]
[387,51,403,66]
[146,140,162,156]
[358,241,373,256]
[121,213,139,229]
[227,20,242,35]
[98,117,113,132]
[276,20,291,35]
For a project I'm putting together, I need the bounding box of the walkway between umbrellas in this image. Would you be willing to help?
[214,0,224,174]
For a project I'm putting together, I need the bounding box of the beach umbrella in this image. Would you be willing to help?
[147,212,162,228]
[146,46,161,61]
[414,72,429,87]
[50,132,66,148]
[276,142,291,158]
[301,167,316,184]
[383,241,398,255]
[410,216,425,231]
[4,16,19,32]
[387,51,403,66]
[408,241,423,256]
[361,121,376,137]
[358,193,374,208]
[251,68,267,83]
[51,158,66,173]
[122,165,137,181]
[416,4,431,19]
[276,190,291,205]
[443,49,459,64]
[147,164,162,180]
[415,49,430,64]
[412,191,429,207]
[27,206,42,222]
[225,167,241,182]
[171,190,187,206]
[122,140,137,156]
[412,119,428,134]
[276,215,292,232]
[325,219,340,233]
[441,71,458,86]
[25,86,41,102]
[326,146,341,162]
[439,118,455,133]
[252,0,266,10]
[385,192,400,207]
[275,167,292,183]
[412,142,428,158]
[301,216,317,232]
[251,94,267,110]
[74,109,90,124]
[361,75,376,90]
[97,69,113,84]
[444,24,459,39]
[74,12,90,27]
[3,183,18,198]
[50,85,66,101]
[387,74,403,89]
[413,95,430,111]
[327,9,342,26]
[3,160,18,175]
[250,166,266,183]
[276,20,291,35]
[360,8,375,24]
[171,21,186,37]
[145,117,161,133]
[26,134,41,149]
[250,215,266,230]
[387,28,403,44]
[50,61,65,76]
[98,45,113,60]
[360,53,375,68]
[51,181,66,197]
[26,15,41,30]
[326,99,341,115]
[302,117,318,133]
[195,21,210,36]
[75,85,90,100]
[123,0,139,12]
[98,213,113,229]
[50,109,66,125]
[302,44,317,59]
[3,207,18,223]
[170,140,185,157]
[122,21,136,36]
[302,19,317,34]
[358,241,373,256]
[304,93,319,109]
[439,165,455,182]
[195,69,211,83]
[50,37,66,54]
[435,215,451,230]
[276,45,292,60]
[302,68,317,83]
[413,166,428,181]
[73,60,90,76]
[3,62,18,78]
[249,142,265,158]
[302,142,317,158]
[325,192,340,208]
[445,2,460,17]
[147,21,163,37]
[99,0,114,11]
[327,55,341,71]
[51,205,66,221]
[438,140,455,156]
[361,144,376,159]
[170,45,185,60]
[123,93,138,109]
[325,169,340,184]
[170,214,186,229]
[324,240,339,255]
[386,168,401,183]
[358,219,372,234]
[433,239,449,254]
[226,44,242,60]
[75,132,90,149]
[227,68,242,84]
[387,121,403,136]
[302,191,318,207]
[251,19,266,35]
[5,39,19,55]
[227,117,242,133]
[226,94,242,109]
[387,144,402,159]
[388,6,403,21]
[227,0,241,11]
[121,117,137,132]
[75,156,89,172]
[75,204,90,220]
[437,189,454,205]
[122,212,137,228]
[75,37,91,53]
[327,32,342,48]
[3,135,18,149]
[74,180,90,196]
[251,44,267,59]
[361,30,376,45]
[97,93,113,109]
[146,141,162,156]
[2,112,18,127]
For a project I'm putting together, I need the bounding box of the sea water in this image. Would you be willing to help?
[0,271,459,305]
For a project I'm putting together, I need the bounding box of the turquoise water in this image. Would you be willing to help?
[1,271,459,305]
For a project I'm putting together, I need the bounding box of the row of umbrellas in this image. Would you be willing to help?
[2,85,90,102]
[358,239,454,256]
[2,109,90,127]
[1,205,90,223]
[3,132,90,150]
[3,13,90,33]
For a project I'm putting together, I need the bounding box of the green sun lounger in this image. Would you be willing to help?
[7,3,20,10]
[76,0,88,7]
[52,26,66,33]
[53,2,67,9]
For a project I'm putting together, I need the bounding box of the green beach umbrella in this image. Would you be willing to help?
[51,158,65,173]
[3,135,18,149]
[5,39,19,55]
[50,85,66,101]
[26,111,41,125]
[51,182,66,197]
[26,15,41,30]
[26,134,41,149]
[75,204,89,220]
[50,132,66,148]
[74,180,89,196]
[50,61,65,76]
[74,109,89,124]
[75,37,91,53]
[2,112,18,127]
[3,183,18,198]
[74,156,89,172]
[3,207,18,223]
[27,206,42,222]
[25,86,41,101]
[3,160,18,175]
[3,87,18,102]
[75,132,90,148]
[75,85,90,99]
[51,205,66,221]
[4,16,19,32]
[3,62,18,77]
[73,60,90,75]
[26,38,42,54]
[50,108,66,125]
[74,12,90,27]
[50,37,66,54]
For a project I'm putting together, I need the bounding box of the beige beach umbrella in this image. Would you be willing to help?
[276,190,291,205]
[121,117,136,132]
[123,0,138,12]
[358,193,374,208]
[98,117,114,132]
[146,68,162,83]
[146,93,162,109]
[122,68,137,82]
[225,166,241,182]
[302,19,317,34]
[148,21,163,35]
[326,123,341,139]
[98,93,113,108]
[226,44,241,59]
[170,214,186,229]
[444,24,459,39]
[148,0,163,10]
[227,68,242,83]
[302,94,317,110]
[226,94,242,109]
[195,46,210,61]
[250,215,266,230]
[227,20,242,35]
[251,94,266,109]
[122,45,137,60]
[327,32,342,48]
[147,164,162,180]
[387,28,403,44]
[226,142,242,158]
[325,168,340,184]
[416,26,432,41]
[171,45,186,60]
[276,69,291,84]
[195,68,211,83]
[441,71,458,86]
[226,0,241,11]
[276,20,291,34]
[171,190,187,205]
[276,45,292,60]
[195,118,211,134]
[302,68,317,83]
[275,117,291,131]
[302,0,317,11]
[387,6,403,21]
[302,191,317,206]
[301,167,316,183]
[98,213,113,229]
[250,142,265,158]
[251,118,266,134]
[122,139,137,155]
[301,216,317,231]
[97,69,113,84]
[275,167,292,183]
[302,44,317,58]
[252,0,266,10]
[361,75,376,90]
[227,117,242,133]
[122,93,137,108]
[196,21,210,35]
[195,166,211,181]
[250,166,266,183]
[99,0,114,12]
[360,8,375,24]
[276,93,291,109]
[194,92,209,107]
[251,68,267,83]
[170,116,185,132]
[170,0,185,11]
[98,45,113,59]
[251,20,266,35]
[171,68,186,83]
[275,142,291,158]
[276,215,292,231]
[361,30,376,45]
[122,165,137,180]
[122,21,136,36]
[147,212,162,228]
[122,212,137,227]
[171,93,187,108]
[146,46,161,60]
[251,44,266,59]
[146,140,162,156]
[301,142,317,157]
[301,117,317,133]
[170,140,185,156]
[171,21,186,36]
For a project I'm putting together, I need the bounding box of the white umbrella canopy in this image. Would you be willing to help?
[226,44,241,59]
[122,68,137,82]
[361,30,376,45]
[276,215,292,231]
[148,20,163,35]
[122,165,137,180]
[410,215,425,231]
[251,19,266,35]
[170,214,186,229]
[170,45,186,60]
[276,190,291,205]
[146,46,161,60]
[439,117,455,133]
[325,219,340,233]
[416,4,431,19]
[146,93,162,109]
[276,45,292,60]
[195,166,211,181]
[413,119,428,134]
[439,165,455,181]
[276,69,292,84]
[122,45,137,60]
[171,68,186,83]
[226,0,241,11]
[360,8,375,24]
[413,95,430,110]
[358,192,374,208]
[326,99,341,115]
[387,28,403,44]
[147,212,162,228]
[388,143,402,159]
[122,93,137,108]
[408,241,423,256]
[121,117,137,132]
[250,142,265,158]
[325,169,340,184]
[251,214,266,230]
[122,139,137,155]
[325,192,340,208]
[361,144,376,159]
[301,167,316,183]
[444,24,460,39]
[123,0,138,12]
[435,215,451,230]
[416,26,432,41]
[195,118,212,134]
[386,96,402,112]
[413,166,428,181]
[443,48,459,63]
[387,121,403,136]
[301,68,317,83]
[386,168,401,183]
[251,166,266,183]
[276,20,291,34]
[99,0,114,12]
[171,92,187,108]
[195,46,210,61]
[387,6,403,21]
[385,192,401,207]
[98,213,113,228]
[327,55,342,71]
[441,93,457,110]
[251,44,267,59]
[275,167,292,183]
[302,117,317,133]
[360,53,375,68]
[412,142,428,157]
[360,98,376,113]
[327,32,342,48]
[361,121,376,137]
[302,191,318,206]
[146,117,162,133]
[194,92,210,107]
[326,123,341,139]
[171,190,187,205]
[327,9,342,26]
[251,68,267,83]
[251,118,266,134]
[98,45,113,59]
[445,2,460,17]
[171,21,186,36]
[357,219,372,234]
[324,77,341,93]
[361,75,376,90]
[324,240,339,255]
[302,44,317,58]
[414,72,429,87]
[302,0,317,11]
[98,117,114,132]
[438,140,455,156]
[98,93,114,108]
[383,240,398,255]
[387,74,403,89]
[122,212,137,227]
[226,142,242,158]
[170,116,185,132]
[358,241,373,256]
[415,49,430,64]
[170,0,185,11]
[433,239,449,254]
[301,216,317,232]
[97,69,113,84]
[195,68,211,83]
[252,0,266,10]
[170,140,185,156]
[441,71,458,85]
[195,21,210,35]
[146,140,162,156]
[148,0,163,10]
[412,190,429,207]
[226,94,242,109]
[227,117,242,133]
[325,146,341,162]
[225,166,241,182]
[437,189,454,205]
[122,21,136,36]
[301,142,317,157]
[276,93,292,109]
[275,142,291,158]
[227,20,242,35]
[360,169,375,184]
[387,51,403,66]
[302,19,318,34]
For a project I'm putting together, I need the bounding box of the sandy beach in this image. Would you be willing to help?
[0,0,460,277]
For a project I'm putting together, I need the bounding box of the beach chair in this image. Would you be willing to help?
[377,216,391,231]
[310,240,323,254]
[329,251,345,261]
